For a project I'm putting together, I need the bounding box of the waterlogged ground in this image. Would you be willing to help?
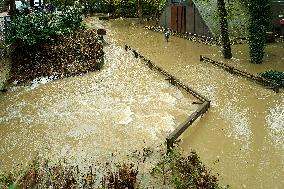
[107,18,284,188]
[1,16,284,188]
[0,22,197,186]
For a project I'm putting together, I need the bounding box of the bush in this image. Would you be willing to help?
[248,0,272,64]
[259,70,284,87]
[83,0,166,18]
[5,6,84,47]
[9,29,104,83]
[58,6,84,33]
[0,160,137,189]
[151,148,225,189]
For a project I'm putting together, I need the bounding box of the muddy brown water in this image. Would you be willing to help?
[0,19,197,188]
[107,18,284,188]
[0,17,284,188]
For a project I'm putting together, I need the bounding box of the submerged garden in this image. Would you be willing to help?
[0,0,284,188]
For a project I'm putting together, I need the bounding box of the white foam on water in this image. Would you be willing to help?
[29,76,57,89]
[116,106,134,125]
[67,123,97,138]
[0,19,197,187]
[0,40,193,173]
[266,98,284,149]
[223,103,251,143]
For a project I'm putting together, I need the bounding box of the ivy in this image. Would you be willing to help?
[248,0,272,64]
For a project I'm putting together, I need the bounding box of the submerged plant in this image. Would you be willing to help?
[259,70,284,87]
[151,147,227,189]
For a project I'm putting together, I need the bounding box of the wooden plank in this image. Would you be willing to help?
[177,6,182,33]
[200,56,280,93]
[125,45,211,151]
[125,46,210,102]
[167,101,209,140]
[171,6,178,31]
[167,101,210,149]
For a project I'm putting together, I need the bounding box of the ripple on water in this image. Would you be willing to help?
[266,97,284,150]
[0,43,194,172]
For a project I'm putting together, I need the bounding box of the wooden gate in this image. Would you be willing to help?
[171,6,185,33]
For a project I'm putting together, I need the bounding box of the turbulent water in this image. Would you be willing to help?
[1,16,284,188]
[108,18,284,189]
[0,24,196,183]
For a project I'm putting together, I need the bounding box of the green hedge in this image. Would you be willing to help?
[5,6,84,47]
[82,0,166,18]
[259,70,284,87]
[248,0,271,64]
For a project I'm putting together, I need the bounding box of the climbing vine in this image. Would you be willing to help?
[248,0,272,64]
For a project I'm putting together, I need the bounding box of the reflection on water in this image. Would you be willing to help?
[107,18,284,188]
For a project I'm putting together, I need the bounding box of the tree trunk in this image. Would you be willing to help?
[137,0,142,20]
[217,0,232,59]
[30,0,34,7]
[8,0,16,16]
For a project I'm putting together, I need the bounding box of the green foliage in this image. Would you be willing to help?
[84,0,114,14]
[8,184,17,189]
[114,0,137,17]
[5,6,83,47]
[58,6,85,33]
[259,70,284,87]
[82,0,166,18]
[248,0,272,64]
[0,173,14,188]
[151,148,225,189]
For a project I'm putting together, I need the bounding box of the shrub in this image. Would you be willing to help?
[5,6,84,47]
[0,160,137,188]
[58,6,84,34]
[82,0,166,18]
[9,29,104,83]
[248,0,272,64]
[259,70,284,87]
[151,148,225,189]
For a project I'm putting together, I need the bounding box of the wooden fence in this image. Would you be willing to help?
[200,56,280,93]
[125,45,211,150]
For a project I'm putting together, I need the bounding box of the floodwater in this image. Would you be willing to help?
[107,18,284,189]
[0,20,197,180]
[0,16,283,188]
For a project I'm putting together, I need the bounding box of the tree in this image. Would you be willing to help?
[248,0,271,64]
[137,0,142,20]
[217,0,232,59]
[8,0,15,15]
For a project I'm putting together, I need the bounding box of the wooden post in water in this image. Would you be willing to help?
[166,101,210,152]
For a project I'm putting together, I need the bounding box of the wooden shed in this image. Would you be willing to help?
[159,0,213,37]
